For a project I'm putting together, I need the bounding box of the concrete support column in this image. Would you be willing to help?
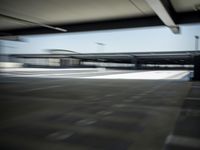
[135,60,141,70]
[193,55,200,80]
[131,55,140,70]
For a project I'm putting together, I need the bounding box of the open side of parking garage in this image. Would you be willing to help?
[0,0,200,150]
[0,69,200,150]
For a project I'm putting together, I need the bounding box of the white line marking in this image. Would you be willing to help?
[192,86,200,88]
[22,85,62,92]
[186,97,200,101]
[165,135,200,148]
[183,108,200,112]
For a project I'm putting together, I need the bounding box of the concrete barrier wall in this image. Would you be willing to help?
[0,62,23,68]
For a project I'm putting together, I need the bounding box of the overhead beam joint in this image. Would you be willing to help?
[145,0,180,34]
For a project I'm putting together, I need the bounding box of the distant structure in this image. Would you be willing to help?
[46,49,79,54]
[45,49,80,67]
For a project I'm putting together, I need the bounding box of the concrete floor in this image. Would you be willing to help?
[0,73,192,150]
[0,68,190,80]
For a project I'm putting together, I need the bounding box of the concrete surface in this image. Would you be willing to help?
[0,72,193,150]
[0,68,190,80]
[164,82,200,150]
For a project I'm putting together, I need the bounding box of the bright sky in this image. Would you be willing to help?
[1,23,200,54]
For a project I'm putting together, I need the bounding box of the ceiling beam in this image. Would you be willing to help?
[145,0,180,34]
[0,15,164,36]
[0,11,199,36]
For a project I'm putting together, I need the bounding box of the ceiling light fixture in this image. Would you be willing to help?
[0,13,67,32]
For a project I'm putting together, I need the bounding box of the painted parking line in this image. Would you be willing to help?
[21,85,62,92]
[186,97,200,101]
[192,86,200,88]
[165,134,200,149]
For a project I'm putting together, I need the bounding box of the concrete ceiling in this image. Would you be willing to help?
[171,0,200,12]
[0,0,199,36]
[0,0,155,30]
